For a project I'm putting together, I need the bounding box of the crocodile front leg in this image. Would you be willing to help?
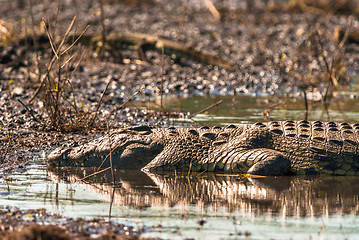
[208,147,291,175]
[245,149,291,175]
[143,146,291,175]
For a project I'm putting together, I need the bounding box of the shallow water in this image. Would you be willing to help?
[1,162,359,240]
[2,94,359,239]
[162,94,359,126]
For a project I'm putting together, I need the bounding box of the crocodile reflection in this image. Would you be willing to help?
[48,168,359,217]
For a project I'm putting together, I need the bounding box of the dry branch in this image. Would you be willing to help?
[189,100,223,119]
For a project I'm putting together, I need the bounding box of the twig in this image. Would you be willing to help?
[29,16,77,104]
[107,121,115,184]
[338,16,352,49]
[98,0,107,56]
[107,120,115,220]
[203,0,221,20]
[177,0,188,39]
[77,166,111,181]
[61,25,89,55]
[301,88,308,121]
[17,99,40,123]
[44,22,58,59]
[108,87,144,119]
[187,161,192,177]
[29,0,42,83]
[160,46,164,112]
[196,169,207,177]
[108,185,115,220]
[188,100,223,119]
[28,54,56,104]
[67,51,86,114]
[57,16,77,53]
[60,55,74,69]
[89,77,112,127]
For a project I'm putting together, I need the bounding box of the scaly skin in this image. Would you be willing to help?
[47,121,359,175]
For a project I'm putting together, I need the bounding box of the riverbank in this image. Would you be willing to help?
[0,205,156,239]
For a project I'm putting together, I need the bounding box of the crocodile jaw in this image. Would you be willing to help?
[47,135,164,169]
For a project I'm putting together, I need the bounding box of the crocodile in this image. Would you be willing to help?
[47,121,359,176]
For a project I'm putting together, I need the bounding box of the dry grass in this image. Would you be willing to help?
[27,17,96,132]
[278,16,352,113]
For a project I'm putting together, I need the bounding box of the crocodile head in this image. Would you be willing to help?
[47,127,164,169]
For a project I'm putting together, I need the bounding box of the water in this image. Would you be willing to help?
[159,94,359,126]
[2,94,359,239]
[1,162,359,239]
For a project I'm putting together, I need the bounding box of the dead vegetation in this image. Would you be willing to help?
[0,0,358,133]
[2,1,233,132]
[28,17,96,132]
[277,15,352,117]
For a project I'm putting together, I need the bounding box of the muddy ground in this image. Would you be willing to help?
[0,205,157,239]
[0,0,359,238]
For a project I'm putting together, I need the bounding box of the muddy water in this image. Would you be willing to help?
[162,94,359,126]
[2,94,359,239]
[1,162,359,239]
